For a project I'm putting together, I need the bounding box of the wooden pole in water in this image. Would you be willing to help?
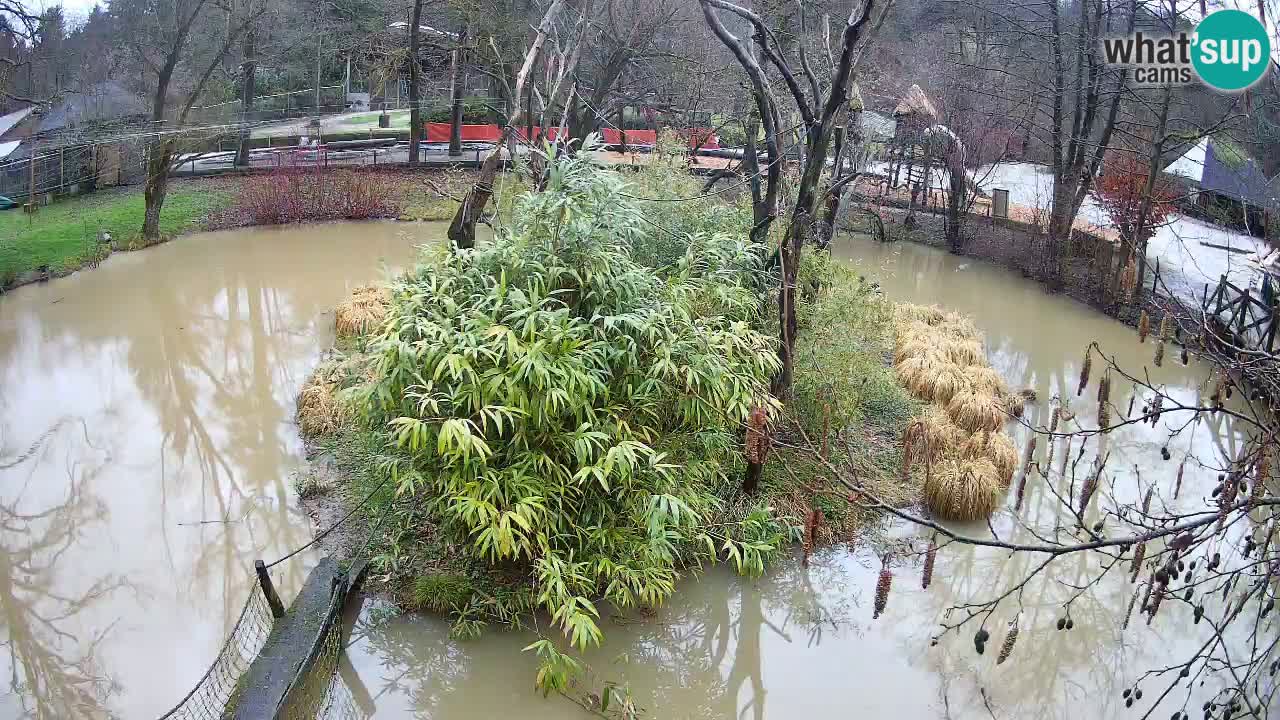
[255,559,286,619]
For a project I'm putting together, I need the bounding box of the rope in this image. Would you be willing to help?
[262,474,392,569]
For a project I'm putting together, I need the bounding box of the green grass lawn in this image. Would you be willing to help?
[339,109,411,128]
[0,183,231,286]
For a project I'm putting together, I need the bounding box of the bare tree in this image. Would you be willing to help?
[115,0,268,242]
[0,0,44,104]
[407,0,425,163]
[563,0,680,147]
[233,29,256,167]
[447,23,468,157]
[700,0,887,397]
[447,0,570,249]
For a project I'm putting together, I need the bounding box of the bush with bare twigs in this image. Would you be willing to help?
[234,167,400,226]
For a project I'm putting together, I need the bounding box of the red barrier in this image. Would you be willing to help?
[423,122,718,149]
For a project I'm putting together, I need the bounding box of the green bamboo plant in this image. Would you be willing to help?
[358,154,789,673]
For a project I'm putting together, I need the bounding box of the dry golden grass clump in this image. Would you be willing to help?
[961,431,1019,485]
[939,338,986,367]
[927,364,970,405]
[297,371,350,436]
[895,355,943,393]
[1004,388,1036,418]
[335,284,391,338]
[910,407,967,463]
[966,366,1010,397]
[945,388,1006,433]
[896,304,947,326]
[893,303,1023,520]
[924,457,1005,521]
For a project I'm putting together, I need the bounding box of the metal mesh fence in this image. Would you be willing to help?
[278,607,371,720]
[155,584,275,720]
[156,565,372,720]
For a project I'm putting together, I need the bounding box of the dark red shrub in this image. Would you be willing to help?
[234,167,399,226]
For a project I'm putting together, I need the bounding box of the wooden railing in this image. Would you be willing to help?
[1202,274,1279,355]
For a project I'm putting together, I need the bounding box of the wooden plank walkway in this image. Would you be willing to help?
[231,557,347,720]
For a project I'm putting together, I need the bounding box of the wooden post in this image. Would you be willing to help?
[28,141,36,208]
[59,147,64,194]
[255,559,286,619]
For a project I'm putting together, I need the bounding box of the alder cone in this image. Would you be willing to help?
[1131,542,1146,581]
[1077,345,1092,396]
[874,565,892,619]
[1122,588,1140,629]
[996,619,1019,664]
[922,537,937,589]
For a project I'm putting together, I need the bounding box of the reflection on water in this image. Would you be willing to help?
[0,221,432,718]
[0,222,1248,719]
[345,554,938,719]
[341,234,1246,720]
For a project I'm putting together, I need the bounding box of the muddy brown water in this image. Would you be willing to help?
[0,224,1249,719]
[0,221,433,718]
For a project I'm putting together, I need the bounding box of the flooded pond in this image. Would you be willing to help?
[0,224,1245,719]
[342,234,1245,719]
[0,221,430,718]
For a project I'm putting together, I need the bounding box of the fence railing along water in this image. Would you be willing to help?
[1202,274,1280,356]
[153,555,372,720]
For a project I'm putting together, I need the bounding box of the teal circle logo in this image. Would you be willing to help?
[1192,10,1271,91]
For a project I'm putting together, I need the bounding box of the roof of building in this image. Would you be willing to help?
[0,140,20,160]
[0,106,34,139]
[1163,137,1276,208]
[36,82,147,134]
[860,110,896,142]
[1201,140,1275,208]
[893,85,938,122]
[1162,137,1207,180]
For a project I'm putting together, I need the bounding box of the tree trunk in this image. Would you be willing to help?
[742,112,770,246]
[448,28,466,157]
[142,140,173,242]
[743,461,762,494]
[141,61,175,244]
[234,30,256,167]
[1045,186,1074,290]
[407,0,424,164]
[945,157,965,252]
[773,212,807,397]
[447,0,566,248]
[816,124,847,249]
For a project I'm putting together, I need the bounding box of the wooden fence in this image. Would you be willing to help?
[1202,274,1279,355]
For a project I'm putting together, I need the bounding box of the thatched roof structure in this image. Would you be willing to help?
[893,85,938,122]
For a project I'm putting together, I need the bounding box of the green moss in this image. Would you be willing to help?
[1211,137,1248,169]
[411,572,477,613]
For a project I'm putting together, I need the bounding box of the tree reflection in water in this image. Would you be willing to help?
[0,429,128,719]
[343,553,875,720]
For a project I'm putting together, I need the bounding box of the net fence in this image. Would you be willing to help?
[155,564,372,720]
[277,596,372,720]
[156,584,275,720]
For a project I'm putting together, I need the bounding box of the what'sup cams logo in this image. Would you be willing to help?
[1102,9,1271,91]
